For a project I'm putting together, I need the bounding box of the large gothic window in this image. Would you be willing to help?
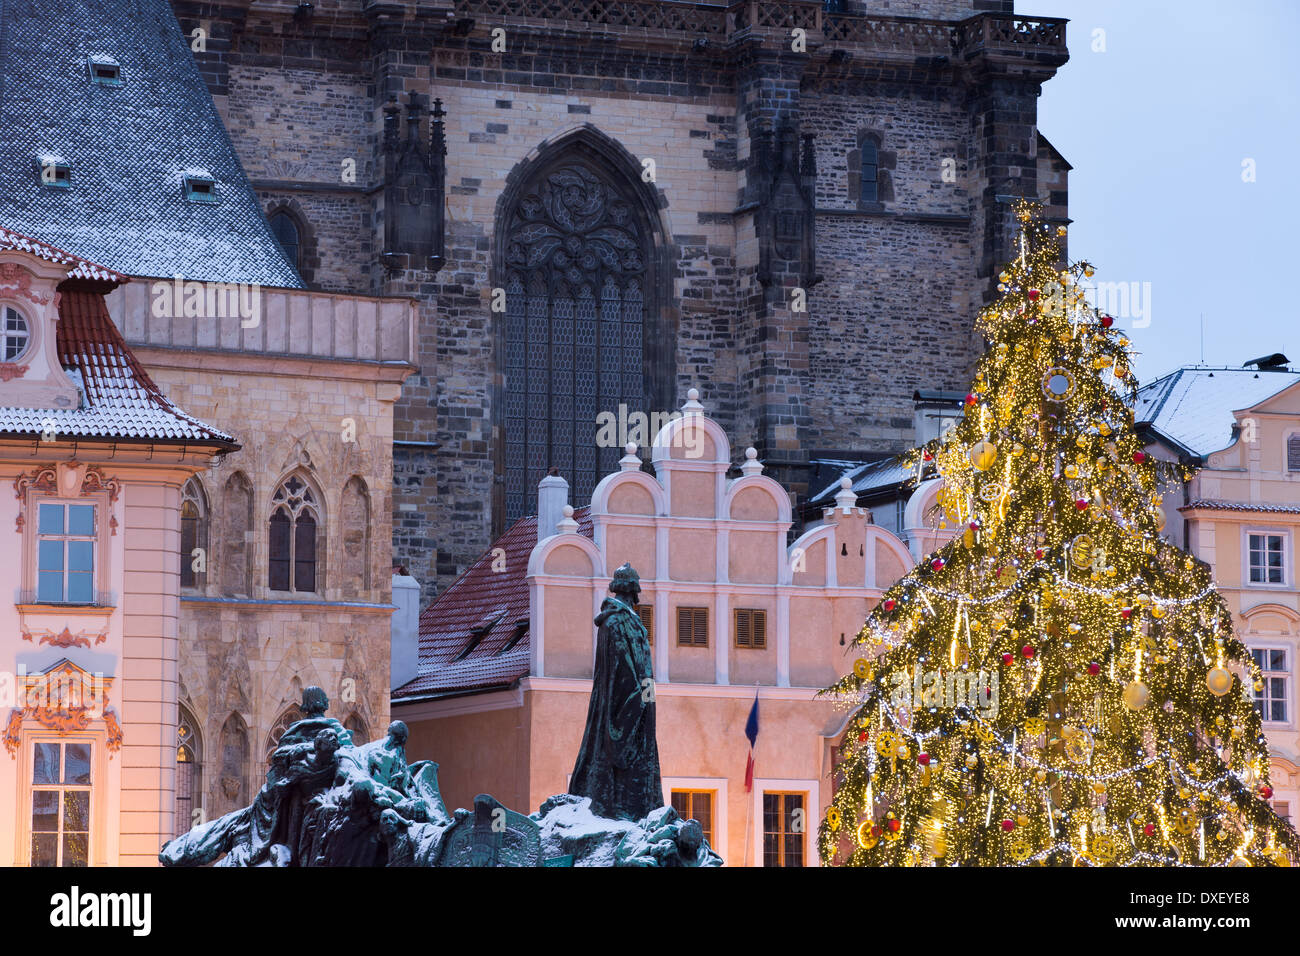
[180,478,208,590]
[500,158,653,523]
[174,706,202,837]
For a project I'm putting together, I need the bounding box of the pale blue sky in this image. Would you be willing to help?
[1036,0,1299,384]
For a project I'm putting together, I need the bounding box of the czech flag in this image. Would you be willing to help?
[744,690,759,792]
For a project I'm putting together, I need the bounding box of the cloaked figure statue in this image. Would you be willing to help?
[568,562,662,820]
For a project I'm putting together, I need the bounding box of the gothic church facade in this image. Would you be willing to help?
[173,0,1070,601]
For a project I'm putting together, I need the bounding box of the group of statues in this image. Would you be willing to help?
[161,563,722,867]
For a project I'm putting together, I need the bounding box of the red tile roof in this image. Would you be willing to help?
[393,509,593,700]
[0,280,235,445]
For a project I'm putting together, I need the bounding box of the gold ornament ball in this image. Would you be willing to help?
[965,754,979,769]
[970,440,999,471]
[1064,463,1079,479]
[1206,667,1234,697]
[1122,681,1150,711]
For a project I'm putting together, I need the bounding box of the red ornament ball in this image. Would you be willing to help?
[1001,819,1016,832]
[1027,289,1040,301]
[883,598,896,612]
[1260,785,1274,799]
[923,451,933,461]
[931,558,945,571]
[918,753,931,766]
[1100,314,1114,328]
[1001,652,1014,665]
[1143,823,1155,836]
[965,393,978,406]
[1088,662,1101,676]
[1121,607,1133,619]
[859,731,868,743]
[969,521,980,531]
[1022,644,1036,659]
[1034,548,1045,560]
[1132,451,1146,464]
[1075,499,1089,511]
[888,818,901,833]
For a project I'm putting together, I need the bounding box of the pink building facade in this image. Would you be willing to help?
[394,392,924,865]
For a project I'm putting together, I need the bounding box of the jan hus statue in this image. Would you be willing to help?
[568,562,662,820]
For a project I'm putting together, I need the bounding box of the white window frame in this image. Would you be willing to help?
[34,498,98,605]
[662,776,727,861]
[751,777,820,868]
[1249,643,1291,727]
[20,735,100,867]
[1244,528,1290,589]
[3,304,32,362]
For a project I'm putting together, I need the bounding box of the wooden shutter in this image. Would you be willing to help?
[735,608,767,648]
[635,604,654,641]
[676,607,708,646]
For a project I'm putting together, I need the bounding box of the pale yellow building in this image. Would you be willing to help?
[1137,357,1300,828]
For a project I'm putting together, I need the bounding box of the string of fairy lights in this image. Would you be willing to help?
[818,201,1299,868]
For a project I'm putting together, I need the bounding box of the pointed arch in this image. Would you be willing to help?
[340,475,371,596]
[268,469,324,594]
[174,704,203,837]
[492,124,678,535]
[180,477,209,590]
[217,713,250,817]
[220,471,254,597]
[265,705,305,764]
[265,198,318,286]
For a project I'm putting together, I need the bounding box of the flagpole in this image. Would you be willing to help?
[743,683,759,867]
[744,743,753,867]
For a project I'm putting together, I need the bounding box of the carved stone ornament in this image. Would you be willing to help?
[0,261,52,304]
[0,363,29,382]
[3,659,119,757]
[13,462,120,534]
[21,626,108,649]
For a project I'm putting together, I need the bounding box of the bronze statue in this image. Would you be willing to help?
[568,562,663,820]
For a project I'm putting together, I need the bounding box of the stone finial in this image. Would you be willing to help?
[556,504,578,535]
[620,442,640,471]
[835,476,857,513]
[683,388,703,413]
[740,446,763,477]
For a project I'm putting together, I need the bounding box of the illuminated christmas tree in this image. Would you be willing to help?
[820,203,1299,867]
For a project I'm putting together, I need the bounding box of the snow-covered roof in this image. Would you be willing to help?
[1134,366,1300,460]
[0,269,235,446]
[0,0,303,288]
[809,456,913,507]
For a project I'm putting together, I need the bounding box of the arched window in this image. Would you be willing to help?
[498,148,661,523]
[265,706,305,764]
[860,138,878,203]
[340,477,371,596]
[3,306,31,361]
[344,714,369,747]
[180,478,209,589]
[174,706,202,837]
[269,210,301,271]
[221,471,254,597]
[217,714,249,816]
[268,472,321,593]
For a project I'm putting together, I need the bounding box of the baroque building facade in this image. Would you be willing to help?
[0,0,416,856]
[170,0,1071,602]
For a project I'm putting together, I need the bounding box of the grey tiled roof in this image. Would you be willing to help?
[1134,367,1300,459]
[0,0,303,288]
[809,456,914,507]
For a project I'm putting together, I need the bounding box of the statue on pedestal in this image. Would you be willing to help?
[567,562,662,821]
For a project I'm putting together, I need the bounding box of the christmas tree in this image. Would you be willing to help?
[820,203,1300,867]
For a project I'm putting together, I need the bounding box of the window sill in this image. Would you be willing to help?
[16,603,116,616]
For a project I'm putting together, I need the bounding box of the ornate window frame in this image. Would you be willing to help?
[267,470,324,596]
[15,462,119,607]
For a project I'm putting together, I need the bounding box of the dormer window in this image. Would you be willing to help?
[184,174,218,203]
[88,56,121,86]
[3,307,30,361]
[39,158,71,188]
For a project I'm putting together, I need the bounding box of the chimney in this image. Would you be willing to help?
[538,470,570,539]
[390,567,421,692]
